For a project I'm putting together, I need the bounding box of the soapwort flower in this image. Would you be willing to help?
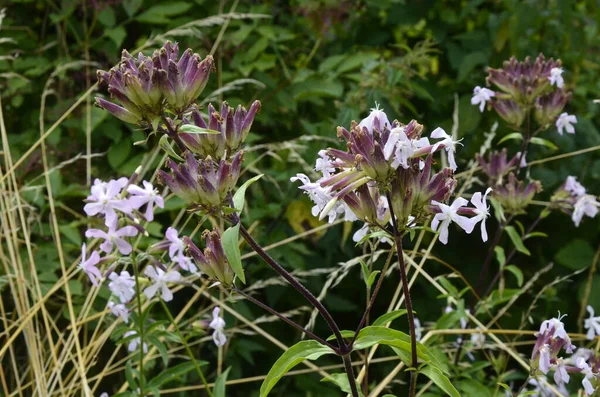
[209,307,227,347]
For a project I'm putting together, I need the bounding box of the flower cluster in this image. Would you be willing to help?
[183,230,235,287]
[291,106,493,245]
[531,315,600,395]
[471,54,575,133]
[96,41,214,127]
[551,175,599,227]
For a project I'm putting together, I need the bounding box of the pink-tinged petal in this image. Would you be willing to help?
[431,213,442,231]
[126,184,145,195]
[115,238,132,255]
[83,202,104,216]
[99,239,114,253]
[430,127,448,139]
[213,331,227,346]
[154,195,164,208]
[438,221,450,245]
[166,227,178,242]
[85,228,108,239]
[164,270,181,283]
[143,284,159,300]
[144,203,154,221]
[160,285,174,302]
[127,196,149,210]
[144,266,158,279]
[116,226,138,237]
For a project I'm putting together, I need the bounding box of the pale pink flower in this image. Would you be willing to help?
[108,271,135,303]
[431,197,474,244]
[78,243,102,286]
[127,181,165,221]
[471,86,495,112]
[84,178,133,226]
[210,307,227,347]
[85,221,138,255]
[143,266,181,302]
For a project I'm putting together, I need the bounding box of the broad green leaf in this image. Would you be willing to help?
[259,340,336,397]
[159,135,184,161]
[504,265,524,287]
[372,310,409,326]
[137,2,192,24]
[556,239,595,270]
[326,330,355,341]
[146,360,208,388]
[530,137,558,150]
[222,224,244,284]
[233,174,263,212]
[505,226,530,256]
[108,139,132,169]
[179,125,221,135]
[214,366,232,397]
[321,373,364,396]
[366,271,380,289]
[420,365,462,397]
[497,132,523,145]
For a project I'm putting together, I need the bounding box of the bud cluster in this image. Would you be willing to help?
[291,106,492,245]
[96,41,214,127]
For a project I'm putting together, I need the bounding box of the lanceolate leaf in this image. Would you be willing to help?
[222,224,245,284]
[259,340,336,397]
[505,226,531,256]
[214,366,232,397]
[321,373,365,397]
[420,365,462,397]
[146,360,208,389]
[179,124,221,134]
[233,174,263,212]
[497,132,523,145]
[372,310,409,326]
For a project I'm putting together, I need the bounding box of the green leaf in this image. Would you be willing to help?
[494,246,506,269]
[125,361,138,390]
[372,310,409,326]
[222,224,244,284]
[321,373,364,396]
[504,226,530,256]
[366,271,380,289]
[359,260,380,289]
[159,135,184,161]
[556,239,595,270]
[179,125,221,135]
[108,139,132,169]
[530,137,558,150]
[147,360,208,388]
[214,366,232,397]
[137,2,192,24]
[504,265,524,287]
[233,174,263,212]
[259,340,336,397]
[420,365,462,397]
[497,132,523,145]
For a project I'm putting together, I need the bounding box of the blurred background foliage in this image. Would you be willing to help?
[1,0,600,395]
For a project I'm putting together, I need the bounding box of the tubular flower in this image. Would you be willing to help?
[534,90,572,126]
[180,100,261,159]
[491,98,526,127]
[158,152,242,211]
[185,230,235,287]
[476,149,520,186]
[96,41,214,126]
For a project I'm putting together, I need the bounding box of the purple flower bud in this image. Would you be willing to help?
[494,172,542,214]
[491,98,526,127]
[95,98,142,125]
[534,90,572,126]
[184,232,234,287]
[476,149,520,186]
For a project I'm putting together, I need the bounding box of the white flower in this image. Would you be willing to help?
[538,316,575,353]
[572,195,599,227]
[178,256,198,274]
[108,271,135,303]
[78,243,102,287]
[210,307,227,347]
[471,86,495,112]
[431,197,475,245]
[358,104,391,133]
[85,222,138,255]
[468,188,492,242]
[84,178,133,227]
[124,330,148,353]
[107,301,130,323]
[352,223,369,243]
[528,376,569,397]
[414,317,423,342]
[576,357,596,396]
[384,127,413,169]
[165,227,186,263]
[143,266,181,302]
[538,344,551,374]
[549,67,564,89]
[556,112,577,135]
[553,358,570,386]
[565,176,586,197]
[315,150,335,178]
[290,173,346,223]
[584,306,600,340]
[470,330,486,348]
[431,127,463,171]
[127,181,165,222]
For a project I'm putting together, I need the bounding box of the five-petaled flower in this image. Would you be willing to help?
[127,181,165,222]
[468,188,492,242]
[585,305,600,340]
[78,243,102,286]
[431,197,474,245]
[124,330,148,353]
[85,221,139,255]
[108,271,136,303]
[471,86,495,112]
[549,67,564,89]
[108,301,130,323]
[431,127,463,171]
[143,266,181,302]
[209,307,227,347]
[84,178,133,227]
[556,112,577,135]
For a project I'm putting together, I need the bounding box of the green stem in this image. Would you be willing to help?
[131,254,146,394]
[159,299,214,397]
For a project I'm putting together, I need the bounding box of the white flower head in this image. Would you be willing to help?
[85,221,138,255]
[468,188,492,242]
[556,112,577,135]
[554,358,570,386]
[108,271,135,303]
[78,243,102,287]
[143,266,181,302]
[572,195,599,227]
[576,357,596,396]
[124,330,148,353]
[431,127,463,171]
[431,197,475,245]
[471,86,495,112]
[383,127,414,170]
[84,178,133,227]
[549,67,564,89]
[584,305,600,340]
[108,301,130,323]
[127,180,165,222]
[358,103,391,133]
[565,176,586,197]
[315,150,335,178]
[210,307,227,347]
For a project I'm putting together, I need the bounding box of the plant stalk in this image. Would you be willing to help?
[342,354,360,397]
